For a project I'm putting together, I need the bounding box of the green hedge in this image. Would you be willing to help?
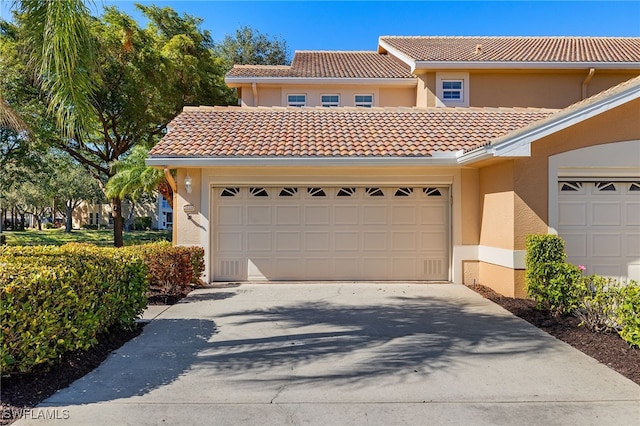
[1,244,148,374]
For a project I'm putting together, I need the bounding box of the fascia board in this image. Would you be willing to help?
[491,83,640,157]
[456,146,495,165]
[413,61,640,70]
[224,76,417,86]
[377,39,418,72]
[146,156,459,168]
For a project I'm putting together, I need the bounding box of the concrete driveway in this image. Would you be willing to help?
[21,283,639,425]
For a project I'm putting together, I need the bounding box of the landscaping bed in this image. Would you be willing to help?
[468,283,640,386]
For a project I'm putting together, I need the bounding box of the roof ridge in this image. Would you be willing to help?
[182,105,560,114]
[231,64,290,69]
[379,35,640,39]
[295,50,380,53]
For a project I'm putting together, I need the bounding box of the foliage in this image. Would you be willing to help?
[574,275,623,332]
[0,244,148,373]
[215,25,290,68]
[132,216,153,231]
[616,283,640,348]
[525,234,582,316]
[106,145,172,209]
[11,0,97,137]
[124,242,205,297]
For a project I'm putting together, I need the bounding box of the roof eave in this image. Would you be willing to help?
[377,38,418,72]
[146,155,459,168]
[413,61,640,71]
[224,77,417,86]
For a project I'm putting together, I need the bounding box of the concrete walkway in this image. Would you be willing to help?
[19,283,640,425]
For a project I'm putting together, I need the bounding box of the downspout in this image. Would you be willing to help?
[582,68,595,100]
[252,82,258,107]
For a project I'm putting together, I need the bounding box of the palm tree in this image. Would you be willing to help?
[0,92,29,132]
[106,145,174,209]
[12,0,96,137]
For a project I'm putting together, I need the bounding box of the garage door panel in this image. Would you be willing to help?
[334,205,359,225]
[363,205,387,225]
[248,258,271,280]
[275,232,300,251]
[217,206,243,225]
[562,233,588,257]
[391,206,417,225]
[305,206,330,225]
[592,202,621,226]
[363,231,387,251]
[626,234,640,257]
[420,205,447,225]
[334,231,359,251]
[247,206,271,225]
[558,202,587,226]
[213,186,449,281]
[591,264,623,278]
[591,233,621,257]
[626,203,640,225]
[218,232,243,252]
[276,206,301,225]
[304,232,330,251]
[392,231,417,251]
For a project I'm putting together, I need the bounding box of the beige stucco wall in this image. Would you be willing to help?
[418,70,638,109]
[474,98,640,296]
[175,169,204,247]
[460,168,480,245]
[378,87,415,107]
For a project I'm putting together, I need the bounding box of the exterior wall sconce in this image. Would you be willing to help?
[184,173,192,194]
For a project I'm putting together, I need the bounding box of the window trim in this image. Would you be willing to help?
[435,72,469,107]
[287,94,306,107]
[354,94,373,108]
[321,94,340,107]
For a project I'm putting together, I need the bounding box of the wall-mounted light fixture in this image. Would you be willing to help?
[184,173,192,194]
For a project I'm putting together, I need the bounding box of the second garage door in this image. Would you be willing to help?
[212,186,449,281]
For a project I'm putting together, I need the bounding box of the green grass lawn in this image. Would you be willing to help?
[1,228,172,246]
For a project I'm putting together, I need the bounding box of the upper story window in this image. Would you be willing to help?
[287,94,306,107]
[355,94,373,108]
[321,94,340,107]
[442,80,463,101]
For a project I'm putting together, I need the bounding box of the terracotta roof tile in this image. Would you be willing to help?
[150,106,556,158]
[380,36,640,63]
[226,51,413,79]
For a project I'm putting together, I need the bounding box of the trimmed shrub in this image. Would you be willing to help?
[617,283,640,348]
[525,234,582,316]
[124,242,205,297]
[1,244,148,374]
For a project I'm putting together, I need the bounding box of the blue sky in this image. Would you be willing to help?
[2,1,639,52]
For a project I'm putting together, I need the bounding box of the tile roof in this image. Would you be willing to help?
[226,51,414,79]
[149,106,556,158]
[379,36,640,63]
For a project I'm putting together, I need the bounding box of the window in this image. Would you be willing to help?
[355,94,373,108]
[161,198,170,208]
[436,72,469,107]
[321,94,339,107]
[442,80,463,101]
[287,94,306,107]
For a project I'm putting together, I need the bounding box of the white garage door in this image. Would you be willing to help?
[212,186,449,281]
[558,181,640,281]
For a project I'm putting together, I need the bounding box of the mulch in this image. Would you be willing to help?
[2,285,638,425]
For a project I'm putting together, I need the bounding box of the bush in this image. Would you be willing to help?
[0,244,148,374]
[617,283,640,348]
[525,234,582,316]
[132,216,152,231]
[124,242,205,298]
[574,275,622,332]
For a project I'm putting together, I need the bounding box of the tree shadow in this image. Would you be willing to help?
[198,295,553,385]
[41,290,556,405]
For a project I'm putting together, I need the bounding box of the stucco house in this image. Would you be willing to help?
[72,194,173,231]
[147,36,640,297]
